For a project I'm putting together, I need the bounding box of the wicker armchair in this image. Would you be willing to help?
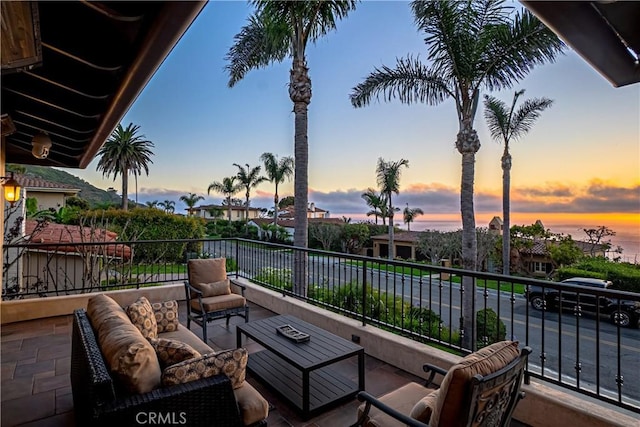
[352,341,532,427]
[71,309,263,427]
[184,258,249,342]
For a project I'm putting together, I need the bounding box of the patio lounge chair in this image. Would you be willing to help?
[351,341,532,427]
[184,258,249,342]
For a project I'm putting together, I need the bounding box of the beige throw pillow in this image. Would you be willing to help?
[126,296,158,340]
[162,348,248,389]
[193,279,231,298]
[152,300,179,333]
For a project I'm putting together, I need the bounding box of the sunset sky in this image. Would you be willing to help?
[61,1,640,257]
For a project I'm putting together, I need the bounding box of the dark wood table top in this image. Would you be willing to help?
[237,314,363,370]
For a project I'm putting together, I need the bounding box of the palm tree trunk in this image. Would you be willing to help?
[388,195,394,260]
[502,149,512,276]
[245,191,250,222]
[273,188,279,227]
[227,196,232,221]
[457,123,480,350]
[290,58,311,297]
[122,168,129,211]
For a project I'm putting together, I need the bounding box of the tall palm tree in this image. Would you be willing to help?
[484,89,553,275]
[159,200,175,214]
[227,1,357,296]
[208,177,242,221]
[403,203,424,231]
[350,0,563,349]
[376,158,409,260]
[234,163,267,222]
[180,192,205,216]
[260,153,294,226]
[96,123,154,211]
[361,188,387,225]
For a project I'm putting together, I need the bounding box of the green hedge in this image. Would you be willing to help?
[476,308,506,349]
[557,258,640,293]
[78,208,205,263]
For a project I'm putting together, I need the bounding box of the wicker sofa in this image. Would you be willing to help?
[71,294,269,427]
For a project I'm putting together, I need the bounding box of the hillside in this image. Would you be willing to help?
[6,164,122,207]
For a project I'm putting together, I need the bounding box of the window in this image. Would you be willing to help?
[532,262,546,273]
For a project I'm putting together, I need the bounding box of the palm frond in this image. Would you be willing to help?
[225,14,290,87]
[350,56,452,107]
[509,97,554,141]
[483,94,510,142]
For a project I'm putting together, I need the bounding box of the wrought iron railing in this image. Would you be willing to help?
[3,237,639,413]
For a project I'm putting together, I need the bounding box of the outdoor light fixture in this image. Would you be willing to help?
[1,172,21,206]
[31,131,52,159]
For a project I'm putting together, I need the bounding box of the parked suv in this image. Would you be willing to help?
[526,277,640,328]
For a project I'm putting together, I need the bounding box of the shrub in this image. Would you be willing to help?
[476,308,506,349]
[254,267,292,291]
[557,258,640,292]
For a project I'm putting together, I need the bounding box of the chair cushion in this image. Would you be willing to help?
[410,389,439,423]
[357,382,432,427]
[162,348,248,389]
[190,294,246,313]
[188,258,227,296]
[86,294,161,394]
[431,340,520,426]
[150,338,201,368]
[233,381,270,426]
[194,279,231,298]
[152,300,179,333]
[126,296,158,340]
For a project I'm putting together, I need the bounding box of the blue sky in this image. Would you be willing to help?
[61,1,639,252]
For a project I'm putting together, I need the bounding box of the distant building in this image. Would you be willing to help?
[489,216,503,234]
[249,217,343,240]
[191,204,262,221]
[279,202,330,219]
[12,174,80,211]
[370,231,426,261]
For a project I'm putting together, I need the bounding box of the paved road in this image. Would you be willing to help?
[207,241,640,407]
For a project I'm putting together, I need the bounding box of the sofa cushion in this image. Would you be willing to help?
[357,381,432,427]
[190,294,246,313]
[150,338,201,369]
[188,258,227,297]
[160,328,216,356]
[162,348,248,389]
[126,296,158,340]
[233,381,270,426]
[431,340,520,426]
[152,300,179,333]
[86,294,162,394]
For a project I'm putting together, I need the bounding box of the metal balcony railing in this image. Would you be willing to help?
[3,237,639,414]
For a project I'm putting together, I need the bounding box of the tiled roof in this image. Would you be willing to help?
[13,174,80,191]
[250,217,344,228]
[25,220,131,259]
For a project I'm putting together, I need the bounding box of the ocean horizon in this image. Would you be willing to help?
[336,213,640,263]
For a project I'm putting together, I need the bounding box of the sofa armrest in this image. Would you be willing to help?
[351,391,430,427]
[99,375,244,427]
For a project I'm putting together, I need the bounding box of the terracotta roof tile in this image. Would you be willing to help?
[13,174,80,191]
[25,220,131,259]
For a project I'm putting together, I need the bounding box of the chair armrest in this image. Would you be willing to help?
[229,279,246,296]
[351,391,430,427]
[422,364,448,388]
[185,281,204,298]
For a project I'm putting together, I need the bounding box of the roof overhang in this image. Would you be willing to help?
[1,1,206,168]
[521,1,640,87]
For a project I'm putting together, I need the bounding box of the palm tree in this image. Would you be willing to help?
[260,153,294,226]
[484,90,553,275]
[159,200,175,214]
[96,123,154,211]
[208,177,242,221]
[180,192,205,216]
[350,0,563,349]
[403,203,424,231]
[227,1,357,296]
[376,158,409,260]
[234,163,267,222]
[361,188,387,225]
[145,200,159,209]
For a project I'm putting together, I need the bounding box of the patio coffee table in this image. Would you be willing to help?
[236,314,365,419]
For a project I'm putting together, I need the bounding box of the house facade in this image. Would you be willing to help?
[192,204,263,221]
[279,202,330,219]
[370,231,427,261]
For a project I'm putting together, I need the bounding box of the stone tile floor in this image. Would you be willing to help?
[1,301,527,426]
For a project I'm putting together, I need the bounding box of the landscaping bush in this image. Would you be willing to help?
[254,267,292,291]
[476,308,506,349]
[557,258,640,292]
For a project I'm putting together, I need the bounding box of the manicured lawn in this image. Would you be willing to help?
[447,275,526,294]
[128,264,187,274]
